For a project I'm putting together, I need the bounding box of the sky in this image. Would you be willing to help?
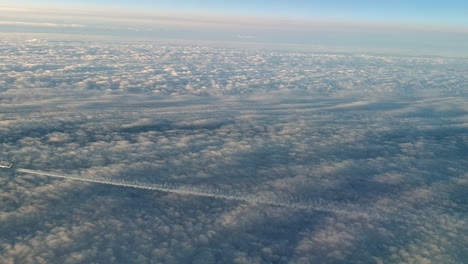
[1,1,467,56]
[4,0,468,27]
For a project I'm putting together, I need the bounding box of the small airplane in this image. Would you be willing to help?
[0,163,12,169]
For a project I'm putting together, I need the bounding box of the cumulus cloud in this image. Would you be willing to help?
[0,34,467,263]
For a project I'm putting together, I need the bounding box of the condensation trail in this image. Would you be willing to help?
[16,168,384,219]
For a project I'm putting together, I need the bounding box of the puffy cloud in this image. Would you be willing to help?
[0,34,466,263]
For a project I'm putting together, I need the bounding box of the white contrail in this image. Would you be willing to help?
[16,168,383,219]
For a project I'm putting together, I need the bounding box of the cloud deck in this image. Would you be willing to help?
[0,35,467,263]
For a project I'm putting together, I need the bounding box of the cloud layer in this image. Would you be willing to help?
[0,34,467,263]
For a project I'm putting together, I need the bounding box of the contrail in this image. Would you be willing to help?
[16,168,383,219]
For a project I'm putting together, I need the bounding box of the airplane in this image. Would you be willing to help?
[0,163,12,169]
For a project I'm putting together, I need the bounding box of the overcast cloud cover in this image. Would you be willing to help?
[0,33,467,263]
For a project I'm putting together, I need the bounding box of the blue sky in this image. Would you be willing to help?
[1,0,467,55]
[6,0,468,27]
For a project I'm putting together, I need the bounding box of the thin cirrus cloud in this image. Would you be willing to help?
[0,20,85,28]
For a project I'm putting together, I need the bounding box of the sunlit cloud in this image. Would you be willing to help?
[0,9,466,262]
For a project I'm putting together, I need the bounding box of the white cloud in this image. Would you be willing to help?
[0,35,466,263]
